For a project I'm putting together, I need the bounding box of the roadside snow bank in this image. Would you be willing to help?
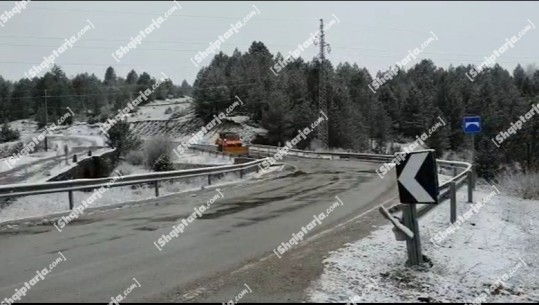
[307,185,539,303]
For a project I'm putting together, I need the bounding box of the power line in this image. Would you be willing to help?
[0,35,537,61]
[0,3,309,22]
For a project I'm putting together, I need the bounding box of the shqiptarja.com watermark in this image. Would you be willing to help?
[430,184,501,248]
[54,171,124,232]
[257,110,328,174]
[99,72,169,135]
[154,188,224,251]
[108,278,141,305]
[3,107,74,170]
[273,196,344,259]
[112,1,182,62]
[1,252,66,305]
[223,283,253,305]
[24,19,95,78]
[172,96,244,157]
[466,257,528,305]
[191,5,260,67]
[0,0,30,28]
[491,102,539,148]
[376,115,446,179]
[466,19,536,82]
[368,31,438,93]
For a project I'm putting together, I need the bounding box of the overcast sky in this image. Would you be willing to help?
[1,1,538,85]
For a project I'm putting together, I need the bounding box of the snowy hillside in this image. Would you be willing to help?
[127,97,193,122]
[127,97,267,145]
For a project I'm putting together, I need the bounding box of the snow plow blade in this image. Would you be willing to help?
[223,146,249,155]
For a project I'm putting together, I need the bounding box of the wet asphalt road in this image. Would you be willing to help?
[0,156,395,302]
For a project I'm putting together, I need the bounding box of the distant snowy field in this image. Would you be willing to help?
[128,97,193,122]
[307,185,539,303]
[8,119,106,146]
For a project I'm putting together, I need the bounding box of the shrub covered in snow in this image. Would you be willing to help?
[495,171,539,200]
[152,154,174,172]
[0,123,20,143]
[0,141,22,158]
[143,136,173,169]
[106,120,142,157]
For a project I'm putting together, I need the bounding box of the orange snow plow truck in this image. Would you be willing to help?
[215,132,248,155]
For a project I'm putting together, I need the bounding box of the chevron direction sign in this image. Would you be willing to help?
[396,150,439,204]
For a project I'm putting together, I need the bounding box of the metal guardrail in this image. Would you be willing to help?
[246,143,474,268]
[248,144,474,218]
[249,144,394,162]
[0,141,473,219]
[0,159,265,210]
[194,143,473,218]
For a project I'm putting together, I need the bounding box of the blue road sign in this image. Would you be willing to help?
[463,116,481,134]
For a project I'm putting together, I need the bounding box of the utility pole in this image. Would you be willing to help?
[315,18,331,149]
[44,89,48,151]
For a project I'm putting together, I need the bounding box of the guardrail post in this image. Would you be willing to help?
[240,168,244,179]
[208,174,212,185]
[453,167,458,177]
[154,181,160,197]
[450,181,457,223]
[467,170,474,203]
[68,191,74,210]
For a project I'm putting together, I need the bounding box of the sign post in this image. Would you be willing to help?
[396,150,439,266]
[463,116,481,190]
[402,204,422,266]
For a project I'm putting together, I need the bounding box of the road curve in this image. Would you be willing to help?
[0,156,395,302]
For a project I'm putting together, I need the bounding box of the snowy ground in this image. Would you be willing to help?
[307,184,539,303]
[0,150,58,173]
[114,151,233,176]
[8,119,106,146]
[0,119,108,186]
[1,120,107,173]
[114,161,153,176]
